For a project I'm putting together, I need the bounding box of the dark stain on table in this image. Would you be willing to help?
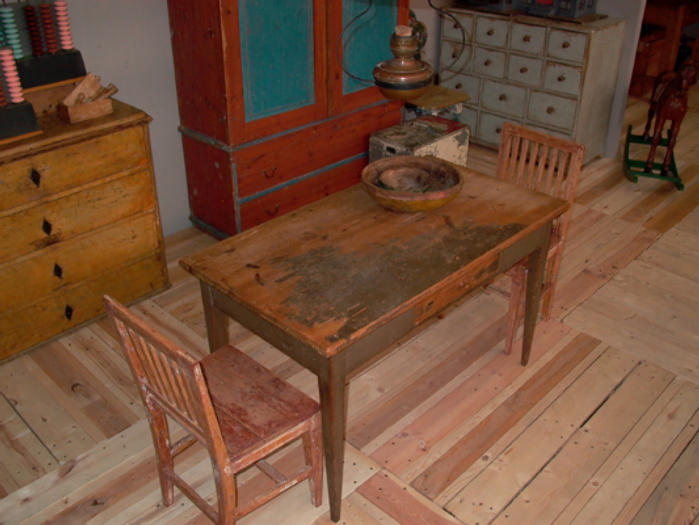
[273,219,524,340]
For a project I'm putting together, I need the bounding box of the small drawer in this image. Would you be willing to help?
[473,47,506,78]
[440,41,472,73]
[544,62,582,96]
[527,92,577,131]
[510,23,546,55]
[478,112,521,147]
[0,169,156,265]
[0,125,149,213]
[482,80,526,117]
[442,12,474,42]
[240,157,363,231]
[475,16,509,48]
[547,29,587,64]
[507,55,543,86]
[440,72,480,104]
[0,212,161,313]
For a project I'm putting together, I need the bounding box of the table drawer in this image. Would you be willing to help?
[240,156,364,231]
[440,72,481,104]
[473,47,506,78]
[0,125,149,213]
[543,62,582,96]
[482,80,526,117]
[0,169,155,265]
[0,254,167,360]
[0,212,161,313]
[507,55,543,86]
[440,41,471,73]
[475,16,509,48]
[510,23,546,55]
[527,92,577,130]
[442,12,474,42]
[547,29,587,64]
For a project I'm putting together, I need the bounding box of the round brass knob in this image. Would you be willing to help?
[558,75,566,82]
[487,29,494,36]
[562,41,571,49]
[455,83,463,89]
[547,106,555,114]
[499,94,507,101]
[520,67,528,73]
[484,59,492,66]
[523,35,531,42]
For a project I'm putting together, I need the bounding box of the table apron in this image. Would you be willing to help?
[498,223,549,272]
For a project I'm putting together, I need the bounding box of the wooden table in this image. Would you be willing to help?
[180,166,569,521]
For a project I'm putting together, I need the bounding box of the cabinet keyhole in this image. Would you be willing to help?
[42,219,52,235]
[30,169,41,187]
[266,205,280,217]
[64,305,74,320]
[54,263,63,279]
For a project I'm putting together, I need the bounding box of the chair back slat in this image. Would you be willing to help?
[104,296,221,444]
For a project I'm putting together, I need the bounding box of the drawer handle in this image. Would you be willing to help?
[558,75,566,82]
[455,82,463,89]
[547,106,556,114]
[453,22,459,29]
[520,67,528,74]
[263,167,276,179]
[487,29,494,36]
[30,169,41,187]
[266,205,279,216]
[452,51,458,59]
[496,127,502,134]
[562,41,571,49]
[523,35,531,43]
[484,59,492,66]
[42,219,52,236]
[65,305,74,321]
[54,263,63,279]
[499,94,508,101]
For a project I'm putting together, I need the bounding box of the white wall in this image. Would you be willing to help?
[68,0,190,237]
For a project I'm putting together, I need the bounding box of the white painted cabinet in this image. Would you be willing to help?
[439,9,625,162]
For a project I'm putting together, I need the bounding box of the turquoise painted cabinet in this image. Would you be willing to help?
[167,0,408,237]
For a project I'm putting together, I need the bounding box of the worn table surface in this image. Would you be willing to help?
[180,165,569,522]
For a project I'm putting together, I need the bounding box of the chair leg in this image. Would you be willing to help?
[302,414,324,507]
[145,397,175,506]
[217,468,239,525]
[505,265,526,356]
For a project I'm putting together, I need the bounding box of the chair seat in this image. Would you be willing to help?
[201,345,320,465]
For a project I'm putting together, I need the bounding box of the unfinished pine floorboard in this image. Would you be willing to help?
[2,85,699,524]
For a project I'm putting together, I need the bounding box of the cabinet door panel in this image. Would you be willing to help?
[239,1,316,121]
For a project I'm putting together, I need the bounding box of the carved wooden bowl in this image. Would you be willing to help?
[361,156,462,212]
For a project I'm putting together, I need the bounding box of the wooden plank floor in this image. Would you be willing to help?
[2,87,699,525]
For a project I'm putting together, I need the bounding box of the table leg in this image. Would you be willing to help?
[200,282,229,352]
[520,223,552,366]
[318,354,347,522]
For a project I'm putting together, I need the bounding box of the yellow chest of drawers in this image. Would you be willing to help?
[0,101,169,360]
[440,9,625,163]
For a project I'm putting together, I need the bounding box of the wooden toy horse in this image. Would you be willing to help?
[642,61,697,176]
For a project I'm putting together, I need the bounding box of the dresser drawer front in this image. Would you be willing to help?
[0,126,149,212]
[510,23,546,55]
[475,16,509,48]
[440,72,481,104]
[440,41,471,73]
[0,212,161,313]
[507,55,543,86]
[473,48,506,78]
[442,12,474,42]
[527,92,577,130]
[478,113,521,147]
[235,104,401,197]
[240,157,363,231]
[543,62,582,95]
[0,169,155,265]
[547,29,587,63]
[482,80,526,117]
[0,255,167,360]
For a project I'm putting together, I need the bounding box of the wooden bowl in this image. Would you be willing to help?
[361,156,462,212]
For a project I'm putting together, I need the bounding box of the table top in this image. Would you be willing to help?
[180,166,568,358]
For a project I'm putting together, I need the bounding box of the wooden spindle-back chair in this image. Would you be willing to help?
[494,123,585,358]
[103,295,323,524]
